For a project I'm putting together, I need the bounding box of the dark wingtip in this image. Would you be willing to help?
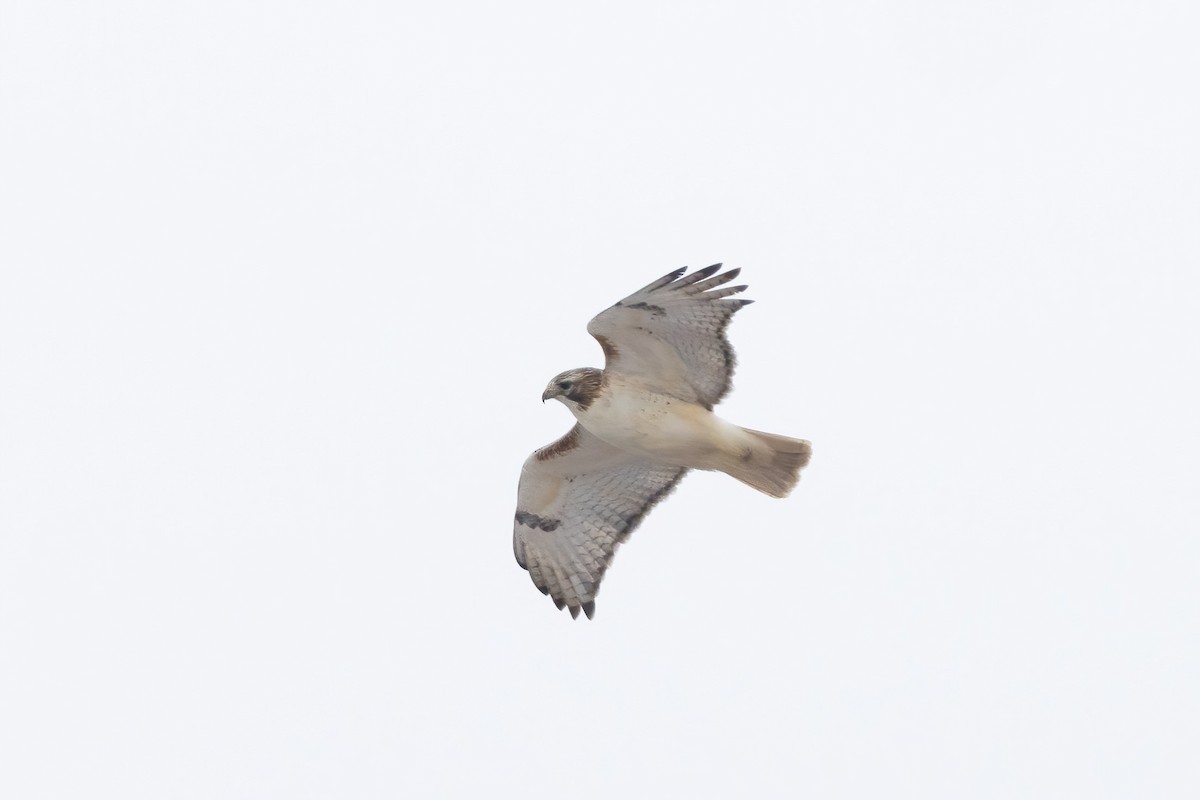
[659,266,687,284]
[641,267,688,293]
[569,605,581,619]
[673,263,725,289]
[582,601,595,620]
[553,597,566,610]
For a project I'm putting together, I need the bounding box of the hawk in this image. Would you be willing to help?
[513,265,811,618]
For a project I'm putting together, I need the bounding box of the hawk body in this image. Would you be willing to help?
[514,265,811,618]
[574,374,749,468]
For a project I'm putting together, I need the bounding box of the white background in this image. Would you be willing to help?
[2,2,1197,797]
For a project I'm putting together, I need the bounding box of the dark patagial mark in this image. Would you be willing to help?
[515,509,560,532]
[535,424,581,461]
[593,334,619,361]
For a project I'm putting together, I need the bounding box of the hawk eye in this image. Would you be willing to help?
[557,381,571,391]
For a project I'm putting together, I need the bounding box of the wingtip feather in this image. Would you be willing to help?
[638,267,687,294]
[676,263,722,287]
[689,268,745,294]
[704,284,749,300]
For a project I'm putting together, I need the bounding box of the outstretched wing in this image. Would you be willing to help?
[513,424,687,619]
[586,264,752,409]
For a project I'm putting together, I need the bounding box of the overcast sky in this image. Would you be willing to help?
[2,2,1197,798]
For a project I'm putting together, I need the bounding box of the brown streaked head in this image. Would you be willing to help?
[541,367,604,409]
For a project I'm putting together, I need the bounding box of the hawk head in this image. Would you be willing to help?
[542,368,604,409]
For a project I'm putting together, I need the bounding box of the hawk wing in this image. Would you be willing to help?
[586,264,752,410]
[513,424,687,619]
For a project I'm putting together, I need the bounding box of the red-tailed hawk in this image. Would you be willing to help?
[513,265,811,618]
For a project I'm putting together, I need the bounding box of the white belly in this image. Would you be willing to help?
[575,382,736,468]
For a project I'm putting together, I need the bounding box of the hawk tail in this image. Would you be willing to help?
[722,429,812,498]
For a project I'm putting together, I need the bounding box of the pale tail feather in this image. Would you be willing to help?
[721,429,812,498]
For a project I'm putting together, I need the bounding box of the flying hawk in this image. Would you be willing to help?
[513,265,811,619]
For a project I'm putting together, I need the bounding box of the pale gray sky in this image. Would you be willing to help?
[2,2,1197,798]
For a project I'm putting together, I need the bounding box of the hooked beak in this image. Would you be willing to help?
[541,388,555,403]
